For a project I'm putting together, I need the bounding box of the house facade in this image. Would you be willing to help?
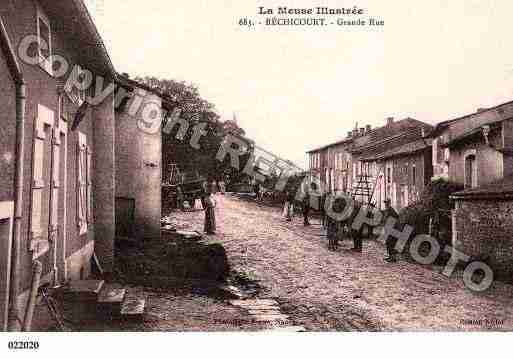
[0,0,164,331]
[307,134,353,194]
[431,102,513,281]
[360,139,433,210]
[308,117,432,210]
[430,102,513,188]
[349,117,432,210]
[115,77,163,241]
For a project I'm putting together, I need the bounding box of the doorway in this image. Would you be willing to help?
[115,197,136,239]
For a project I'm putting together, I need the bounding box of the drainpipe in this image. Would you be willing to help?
[21,261,42,332]
[10,81,27,332]
[1,16,27,332]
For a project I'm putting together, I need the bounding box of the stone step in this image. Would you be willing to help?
[120,294,146,320]
[248,309,283,316]
[64,280,105,301]
[230,299,279,307]
[175,230,203,240]
[97,284,126,317]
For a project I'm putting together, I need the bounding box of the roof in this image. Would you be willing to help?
[38,0,117,78]
[0,15,23,84]
[116,75,180,112]
[441,119,502,148]
[306,137,353,154]
[351,118,432,161]
[361,138,432,162]
[365,118,430,144]
[428,99,513,138]
[351,118,433,158]
[306,118,432,155]
[451,176,513,200]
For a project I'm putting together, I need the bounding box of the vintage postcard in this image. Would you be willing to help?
[0,0,512,357]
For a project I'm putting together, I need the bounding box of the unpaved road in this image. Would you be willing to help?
[172,194,513,331]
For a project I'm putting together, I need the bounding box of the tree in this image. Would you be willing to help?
[398,178,464,264]
[134,76,253,182]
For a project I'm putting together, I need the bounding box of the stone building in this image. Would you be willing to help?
[307,117,432,210]
[0,0,164,330]
[451,178,513,282]
[360,138,433,210]
[306,135,354,194]
[429,101,513,188]
[430,101,513,282]
[350,117,432,210]
[115,76,163,241]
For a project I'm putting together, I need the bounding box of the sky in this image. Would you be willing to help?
[85,0,513,168]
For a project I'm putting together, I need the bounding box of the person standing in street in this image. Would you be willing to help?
[218,178,226,194]
[302,182,317,226]
[351,223,364,253]
[254,182,261,202]
[383,199,399,262]
[283,190,295,222]
[203,180,217,234]
[302,189,310,226]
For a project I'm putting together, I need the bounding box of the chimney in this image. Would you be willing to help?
[347,131,353,138]
[366,124,372,133]
[386,117,394,125]
[359,128,365,136]
[353,128,359,137]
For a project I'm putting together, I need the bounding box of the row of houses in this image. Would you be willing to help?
[0,0,165,330]
[307,117,433,210]
[307,101,513,281]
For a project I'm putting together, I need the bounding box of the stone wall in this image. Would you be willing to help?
[115,90,162,240]
[92,93,116,272]
[1,0,100,287]
[453,199,513,282]
[0,45,16,202]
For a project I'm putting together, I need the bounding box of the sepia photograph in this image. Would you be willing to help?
[1,0,512,357]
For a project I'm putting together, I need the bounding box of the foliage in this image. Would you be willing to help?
[398,179,464,262]
[135,76,254,182]
[135,76,215,119]
[419,178,464,214]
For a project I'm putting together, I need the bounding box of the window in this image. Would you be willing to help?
[464,153,477,189]
[58,93,70,122]
[37,4,53,75]
[412,164,416,184]
[387,167,391,184]
[77,132,92,235]
[66,65,87,106]
[401,185,409,207]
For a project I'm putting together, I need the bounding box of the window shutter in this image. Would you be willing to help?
[30,105,54,259]
[77,133,88,235]
[49,127,61,245]
[86,145,93,224]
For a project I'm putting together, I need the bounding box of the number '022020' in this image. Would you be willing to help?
[8,341,40,350]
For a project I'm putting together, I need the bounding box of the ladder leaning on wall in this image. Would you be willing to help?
[351,169,383,206]
[167,163,181,185]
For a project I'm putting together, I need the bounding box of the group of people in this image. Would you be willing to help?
[201,179,401,263]
[282,186,400,263]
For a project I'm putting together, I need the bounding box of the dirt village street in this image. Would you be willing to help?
[165,194,513,331]
[32,193,513,332]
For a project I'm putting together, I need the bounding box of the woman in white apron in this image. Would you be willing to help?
[203,181,216,234]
